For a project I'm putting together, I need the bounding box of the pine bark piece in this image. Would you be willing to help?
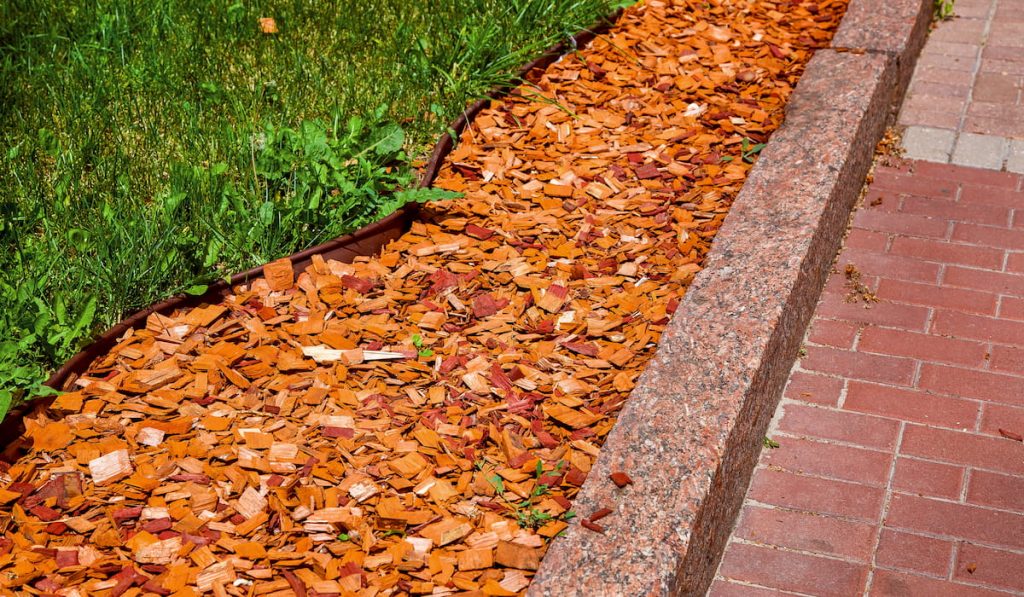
[197,562,236,592]
[580,519,606,534]
[482,579,518,596]
[263,258,295,291]
[390,452,429,478]
[300,345,404,364]
[499,570,531,593]
[536,284,569,313]
[120,366,182,393]
[458,547,494,571]
[136,427,165,447]
[88,450,133,486]
[494,541,541,571]
[31,421,73,452]
[543,403,601,429]
[348,480,380,503]
[235,487,268,519]
[465,224,495,240]
[307,507,360,528]
[134,536,182,565]
[419,518,473,546]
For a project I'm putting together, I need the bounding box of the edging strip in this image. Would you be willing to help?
[832,0,932,104]
[529,2,929,595]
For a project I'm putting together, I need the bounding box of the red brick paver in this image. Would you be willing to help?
[713,161,1024,596]
[898,0,1024,171]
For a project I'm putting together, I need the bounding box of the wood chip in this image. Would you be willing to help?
[580,519,606,534]
[494,541,542,571]
[88,450,133,486]
[998,428,1023,442]
[263,258,294,291]
[609,471,633,488]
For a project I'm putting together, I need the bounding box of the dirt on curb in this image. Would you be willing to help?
[0,1,849,594]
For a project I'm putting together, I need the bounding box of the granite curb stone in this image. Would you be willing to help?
[832,0,932,108]
[530,1,931,594]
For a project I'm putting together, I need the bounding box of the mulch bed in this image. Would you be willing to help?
[0,1,847,594]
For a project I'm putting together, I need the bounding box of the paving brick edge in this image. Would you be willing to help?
[529,1,932,595]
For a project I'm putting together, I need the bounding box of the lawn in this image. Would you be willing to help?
[0,0,623,416]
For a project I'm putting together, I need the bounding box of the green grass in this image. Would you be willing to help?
[0,0,624,418]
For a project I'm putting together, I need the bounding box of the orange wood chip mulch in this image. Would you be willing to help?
[0,1,847,595]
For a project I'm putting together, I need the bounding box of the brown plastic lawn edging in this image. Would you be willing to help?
[0,11,623,456]
[39,206,414,396]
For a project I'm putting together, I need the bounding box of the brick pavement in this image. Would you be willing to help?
[898,0,1024,171]
[711,160,1024,595]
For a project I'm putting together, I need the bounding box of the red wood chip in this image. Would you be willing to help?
[341,275,374,293]
[609,471,633,488]
[283,569,308,597]
[580,519,606,534]
[472,293,505,318]
[54,550,78,568]
[588,507,613,522]
[563,341,600,357]
[465,223,495,240]
[634,163,662,179]
[998,428,1023,442]
[29,506,60,522]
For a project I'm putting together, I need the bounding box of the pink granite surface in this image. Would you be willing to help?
[833,0,932,98]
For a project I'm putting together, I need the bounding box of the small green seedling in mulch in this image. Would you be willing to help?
[488,474,505,495]
[528,458,565,497]
[483,459,575,531]
[763,436,781,449]
[741,137,767,163]
[535,459,549,480]
[411,333,434,358]
[517,507,553,530]
[337,533,351,541]
[721,138,766,164]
